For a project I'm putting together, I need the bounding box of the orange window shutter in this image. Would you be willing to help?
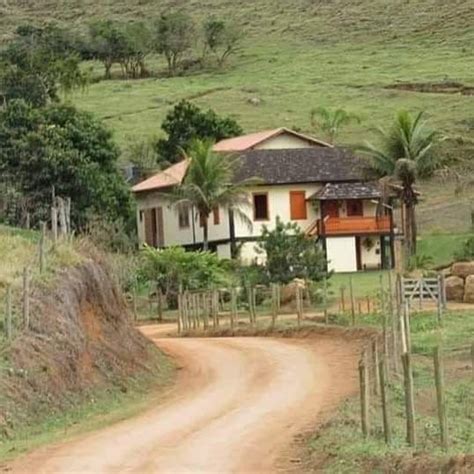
[290,191,307,220]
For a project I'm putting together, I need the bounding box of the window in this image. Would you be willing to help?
[346,200,363,217]
[290,191,307,220]
[178,203,190,229]
[253,193,269,221]
[213,206,220,225]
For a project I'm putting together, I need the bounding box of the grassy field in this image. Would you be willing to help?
[1,1,473,234]
[308,309,474,472]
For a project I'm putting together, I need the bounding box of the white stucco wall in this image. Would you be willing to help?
[233,184,321,239]
[254,134,314,150]
[136,191,230,247]
[136,184,322,252]
[326,237,357,273]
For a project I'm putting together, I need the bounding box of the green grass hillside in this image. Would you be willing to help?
[2,1,474,232]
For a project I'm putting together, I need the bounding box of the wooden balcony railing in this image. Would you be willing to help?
[316,216,392,236]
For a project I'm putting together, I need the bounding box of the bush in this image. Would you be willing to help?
[454,235,474,261]
[138,246,231,306]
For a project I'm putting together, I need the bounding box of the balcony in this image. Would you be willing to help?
[314,216,392,236]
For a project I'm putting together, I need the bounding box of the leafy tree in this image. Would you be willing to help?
[153,12,194,75]
[203,18,241,66]
[88,20,127,79]
[0,100,133,229]
[156,100,242,164]
[256,217,328,284]
[361,110,442,256]
[0,25,88,107]
[171,139,254,251]
[88,20,152,79]
[310,106,360,144]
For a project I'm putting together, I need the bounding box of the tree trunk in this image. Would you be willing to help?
[202,216,209,251]
[404,200,417,258]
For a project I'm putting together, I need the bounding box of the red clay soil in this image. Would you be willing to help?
[0,261,160,439]
[9,328,362,473]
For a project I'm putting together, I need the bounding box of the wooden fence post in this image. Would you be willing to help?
[39,221,46,273]
[271,284,278,328]
[132,285,138,321]
[401,352,416,447]
[296,285,303,327]
[5,286,13,340]
[340,286,346,312]
[252,287,257,325]
[323,276,329,324]
[349,276,355,325]
[388,271,399,373]
[51,205,58,244]
[230,288,236,329]
[359,352,370,438]
[177,292,182,334]
[157,287,163,322]
[437,275,443,325]
[203,292,210,330]
[22,266,30,330]
[403,301,412,353]
[372,340,380,395]
[379,357,392,445]
[433,346,448,450]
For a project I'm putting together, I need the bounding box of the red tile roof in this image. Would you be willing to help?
[212,127,331,151]
[132,159,189,193]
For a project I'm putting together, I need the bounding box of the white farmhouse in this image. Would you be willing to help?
[132,128,395,273]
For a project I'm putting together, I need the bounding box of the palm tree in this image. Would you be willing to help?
[361,110,442,257]
[310,106,360,144]
[171,139,254,251]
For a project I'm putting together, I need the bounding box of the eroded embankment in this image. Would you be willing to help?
[0,260,165,438]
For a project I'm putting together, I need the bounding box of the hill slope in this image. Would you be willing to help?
[2,1,474,232]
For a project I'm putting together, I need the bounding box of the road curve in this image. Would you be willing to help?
[10,327,359,473]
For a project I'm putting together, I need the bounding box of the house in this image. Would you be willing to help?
[132,128,396,273]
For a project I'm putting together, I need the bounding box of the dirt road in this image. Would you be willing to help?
[11,327,360,473]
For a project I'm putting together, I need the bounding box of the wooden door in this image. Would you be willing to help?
[144,209,155,246]
[155,207,164,247]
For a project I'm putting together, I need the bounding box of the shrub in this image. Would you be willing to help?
[454,235,474,261]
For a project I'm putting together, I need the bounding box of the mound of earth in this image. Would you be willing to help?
[0,259,163,438]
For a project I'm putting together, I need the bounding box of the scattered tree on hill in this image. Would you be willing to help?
[156,100,243,164]
[88,20,152,79]
[153,12,194,76]
[203,18,241,67]
[361,110,442,257]
[256,217,328,284]
[0,25,88,107]
[310,106,360,145]
[0,100,133,229]
[170,139,254,251]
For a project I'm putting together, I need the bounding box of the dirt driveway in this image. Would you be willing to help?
[10,327,360,473]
